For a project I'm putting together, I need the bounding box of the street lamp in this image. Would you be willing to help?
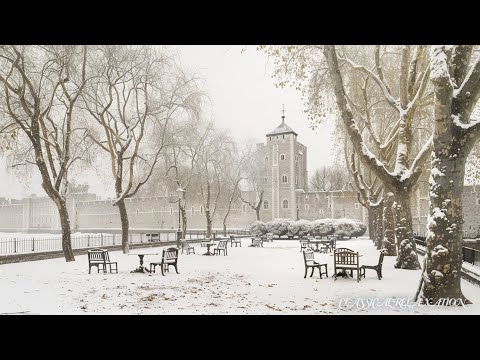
[175,185,185,242]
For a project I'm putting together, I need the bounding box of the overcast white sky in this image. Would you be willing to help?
[0,45,336,199]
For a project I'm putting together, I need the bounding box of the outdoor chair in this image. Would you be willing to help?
[300,239,311,252]
[303,248,328,279]
[230,235,241,247]
[87,249,118,274]
[150,247,179,275]
[251,238,263,247]
[214,240,228,256]
[333,248,360,282]
[360,250,385,280]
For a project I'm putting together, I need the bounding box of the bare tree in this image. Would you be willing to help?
[239,141,267,221]
[310,164,348,191]
[0,45,90,262]
[81,46,201,253]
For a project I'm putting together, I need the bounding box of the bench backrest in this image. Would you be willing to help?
[334,250,359,266]
[163,247,178,262]
[88,249,107,263]
[253,239,262,247]
[377,250,385,267]
[300,240,310,248]
[336,247,354,253]
[303,248,315,265]
[217,240,228,249]
[266,233,273,240]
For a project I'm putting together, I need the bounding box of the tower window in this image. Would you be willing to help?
[283,135,285,139]
[305,204,309,210]
[191,206,195,213]
[242,204,247,212]
[170,207,173,215]
[264,177,268,184]
[295,176,298,185]
[269,137,272,141]
[319,209,324,215]
[305,195,308,200]
[200,205,203,214]
[355,203,360,209]
[263,200,269,210]
[136,209,139,216]
[282,199,289,209]
[280,154,285,161]
[282,175,288,183]
[265,156,269,163]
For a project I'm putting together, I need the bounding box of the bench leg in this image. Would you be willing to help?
[161,263,165,276]
[310,267,315,277]
[304,267,308,278]
[174,264,179,274]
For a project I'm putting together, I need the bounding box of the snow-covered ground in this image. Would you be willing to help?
[1,237,480,314]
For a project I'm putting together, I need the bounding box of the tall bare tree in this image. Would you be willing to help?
[81,46,201,253]
[0,45,90,261]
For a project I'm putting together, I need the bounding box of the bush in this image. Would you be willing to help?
[333,218,367,238]
[265,218,292,236]
[249,221,267,236]
[309,219,335,237]
[249,218,367,238]
[287,219,312,237]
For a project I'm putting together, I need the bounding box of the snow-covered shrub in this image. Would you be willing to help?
[333,218,366,238]
[309,219,335,237]
[287,219,312,237]
[249,221,267,236]
[265,218,292,236]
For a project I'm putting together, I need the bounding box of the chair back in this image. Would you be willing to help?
[303,248,315,264]
[336,247,354,253]
[378,250,385,267]
[334,250,359,266]
[163,247,178,262]
[300,240,310,249]
[88,249,105,261]
[217,240,228,249]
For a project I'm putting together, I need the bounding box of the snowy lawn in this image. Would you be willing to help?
[1,237,480,314]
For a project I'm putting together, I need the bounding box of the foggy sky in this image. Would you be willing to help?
[0,45,336,199]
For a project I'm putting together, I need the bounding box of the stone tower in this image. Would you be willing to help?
[261,109,308,221]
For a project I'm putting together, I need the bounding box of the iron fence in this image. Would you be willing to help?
[414,236,480,267]
[0,229,250,256]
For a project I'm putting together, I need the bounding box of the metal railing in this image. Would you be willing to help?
[0,229,250,256]
[414,236,480,267]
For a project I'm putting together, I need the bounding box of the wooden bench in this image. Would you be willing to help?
[360,250,385,280]
[265,233,274,242]
[87,249,118,274]
[229,235,241,247]
[327,235,337,251]
[251,238,263,247]
[333,248,360,282]
[303,248,328,279]
[149,247,179,275]
[214,240,228,256]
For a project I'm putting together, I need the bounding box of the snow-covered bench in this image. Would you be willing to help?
[87,249,118,274]
[149,247,179,275]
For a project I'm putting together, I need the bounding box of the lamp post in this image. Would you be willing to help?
[175,185,185,246]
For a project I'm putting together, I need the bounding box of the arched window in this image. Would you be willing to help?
[263,200,269,210]
[282,199,289,209]
[200,205,203,214]
[295,176,298,185]
[280,154,285,161]
[170,207,173,215]
[319,209,324,215]
[282,175,288,183]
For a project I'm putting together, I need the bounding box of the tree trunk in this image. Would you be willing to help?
[382,192,397,256]
[368,208,376,241]
[206,210,212,238]
[255,207,260,221]
[394,190,421,269]
[57,197,75,262]
[374,205,383,250]
[421,145,469,303]
[181,207,187,238]
[116,199,130,254]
